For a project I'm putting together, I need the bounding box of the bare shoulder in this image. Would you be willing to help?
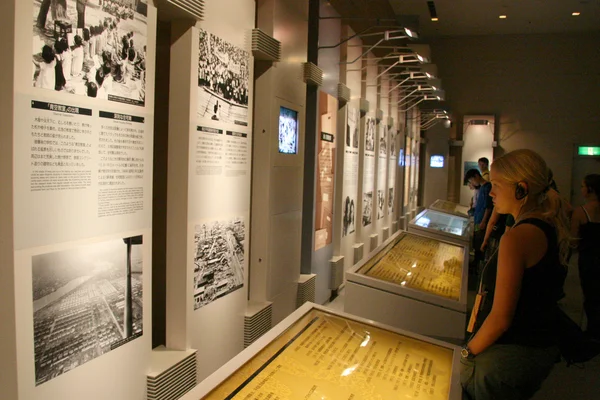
[501,221,547,264]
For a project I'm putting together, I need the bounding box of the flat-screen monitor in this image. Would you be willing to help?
[279,106,299,154]
[430,155,444,168]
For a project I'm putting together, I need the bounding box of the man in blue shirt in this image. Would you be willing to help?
[465,169,493,271]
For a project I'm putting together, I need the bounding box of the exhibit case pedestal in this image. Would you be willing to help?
[180,302,462,400]
[345,231,469,341]
[409,209,472,247]
[429,199,470,218]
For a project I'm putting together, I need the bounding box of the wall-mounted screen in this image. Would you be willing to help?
[279,106,299,154]
[430,155,444,168]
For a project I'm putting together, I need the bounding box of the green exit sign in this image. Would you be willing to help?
[578,146,600,156]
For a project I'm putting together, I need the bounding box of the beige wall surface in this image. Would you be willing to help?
[430,32,600,198]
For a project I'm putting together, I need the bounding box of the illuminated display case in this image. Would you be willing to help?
[345,231,469,341]
[180,302,462,400]
[409,208,471,246]
[429,199,470,218]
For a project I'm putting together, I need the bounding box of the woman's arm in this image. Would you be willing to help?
[481,208,501,251]
[467,226,531,355]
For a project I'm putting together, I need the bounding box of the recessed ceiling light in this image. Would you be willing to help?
[431,17,439,22]
[499,15,507,19]
[572,12,581,16]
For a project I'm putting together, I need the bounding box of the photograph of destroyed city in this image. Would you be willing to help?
[32,236,143,385]
[193,218,245,310]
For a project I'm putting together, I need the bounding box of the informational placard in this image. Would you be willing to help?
[203,309,454,400]
[32,0,148,106]
[404,137,412,209]
[377,123,388,220]
[197,28,250,128]
[362,117,376,227]
[341,107,359,237]
[413,210,470,237]
[314,92,337,250]
[193,218,245,310]
[190,28,251,309]
[14,98,152,249]
[32,236,144,386]
[358,233,464,300]
[388,125,397,214]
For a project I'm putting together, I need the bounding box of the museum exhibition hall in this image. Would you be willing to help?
[1,0,599,399]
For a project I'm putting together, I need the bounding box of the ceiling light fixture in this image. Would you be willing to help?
[499,15,507,19]
[431,17,439,22]
[572,12,581,16]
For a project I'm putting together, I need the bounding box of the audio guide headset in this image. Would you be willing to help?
[515,182,528,200]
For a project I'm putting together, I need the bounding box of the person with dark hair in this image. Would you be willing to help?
[479,157,490,182]
[466,168,494,271]
[461,149,571,400]
[571,174,600,340]
[71,35,84,77]
[35,45,56,90]
[52,39,67,91]
[86,81,98,97]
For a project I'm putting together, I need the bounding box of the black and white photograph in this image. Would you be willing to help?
[379,125,387,156]
[32,235,144,386]
[377,189,385,219]
[388,187,394,213]
[278,106,299,154]
[193,217,245,310]
[390,130,396,157]
[197,28,250,127]
[362,190,373,227]
[347,107,359,149]
[32,0,148,106]
[342,195,356,237]
[365,117,375,152]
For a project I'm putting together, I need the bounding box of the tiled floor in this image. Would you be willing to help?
[325,254,600,399]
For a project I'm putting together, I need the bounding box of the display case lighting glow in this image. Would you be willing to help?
[499,15,507,19]
[572,12,581,16]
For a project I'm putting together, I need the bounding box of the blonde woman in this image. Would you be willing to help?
[461,149,571,400]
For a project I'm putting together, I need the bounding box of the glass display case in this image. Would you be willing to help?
[180,303,462,400]
[429,199,470,218]
[345,231,469,341]
[409,209,471,246]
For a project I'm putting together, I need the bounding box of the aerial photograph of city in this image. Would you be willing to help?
[193,218,245,310]
[32,236,143,386]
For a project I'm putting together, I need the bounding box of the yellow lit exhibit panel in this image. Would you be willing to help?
[357,233,464,300]
[202,309,454,400]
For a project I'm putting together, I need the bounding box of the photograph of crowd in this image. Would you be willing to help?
[278,106,299,154]
[342,195,356,237]
[193,218,245,310]
[365,117,375,152]
[32,236,143,386]
[377,189,385,219]
[390,129,396,156]
[32,0,148,106]
[197,29,250,127]
[346,107,359,149]
[379,125,387,156]
[388,187,395,213]
[362,190,373,227]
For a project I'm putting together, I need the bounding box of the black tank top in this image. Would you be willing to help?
[474,218,567,347]
[578,206,600,255]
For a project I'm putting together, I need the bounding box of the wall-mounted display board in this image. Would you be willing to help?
[388,124,397,216]
[429,199,470,219]
[362,117,376,227]
[345,231,469,341]
[341,107,359,238]
[179,302,463,400]
[403,136,412,210]
[8,0,158,398]
[314,92,337,250]
[376,123,388,220]
[409,209,472,247]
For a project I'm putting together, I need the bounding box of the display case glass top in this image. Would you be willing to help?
[202,308,454,399]
[413,209,470,238]
[429,199,470,218]
[357,232,464,300]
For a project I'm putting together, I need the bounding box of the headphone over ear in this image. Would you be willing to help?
[515,182,528,200]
